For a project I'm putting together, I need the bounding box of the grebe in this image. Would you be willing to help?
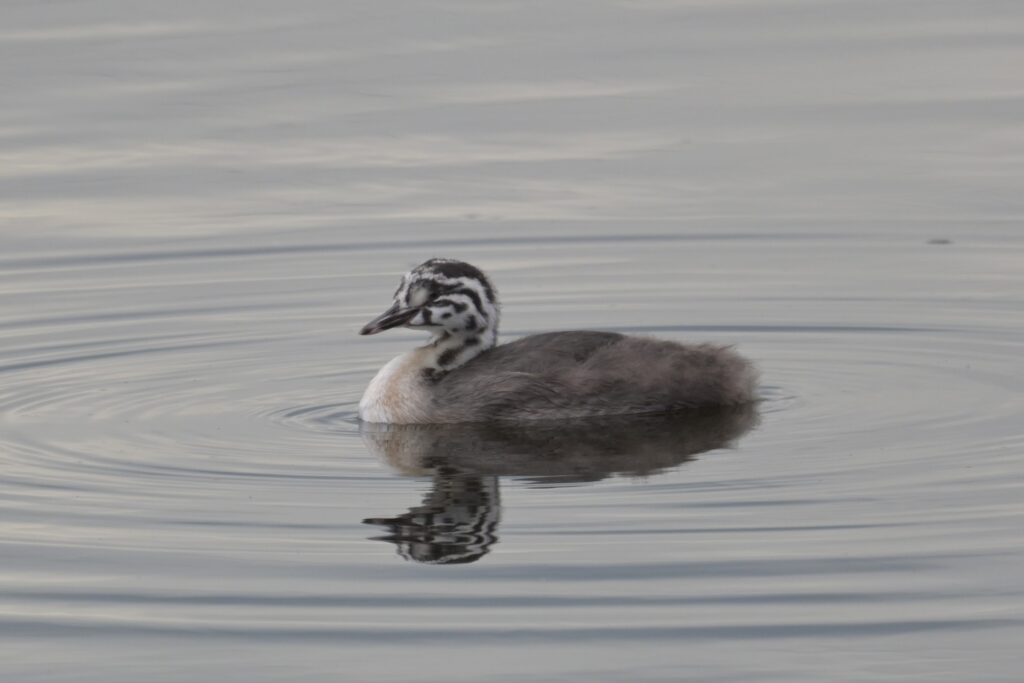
[358,258,758,424]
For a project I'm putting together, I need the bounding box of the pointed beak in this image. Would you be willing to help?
[359,303,420,335]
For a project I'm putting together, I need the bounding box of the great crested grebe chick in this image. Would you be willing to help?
[358,258,758,424]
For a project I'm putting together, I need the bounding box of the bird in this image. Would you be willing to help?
[357,258,758,424]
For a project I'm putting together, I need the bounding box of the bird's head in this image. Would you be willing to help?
[360,258,500,345]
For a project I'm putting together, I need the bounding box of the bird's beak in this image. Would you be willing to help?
[359,303,419,335]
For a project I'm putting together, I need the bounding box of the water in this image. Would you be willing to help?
[2,1,1023,681]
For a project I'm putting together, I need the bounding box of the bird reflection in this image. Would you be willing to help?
[363,472,500,565]
[362,405,759,564]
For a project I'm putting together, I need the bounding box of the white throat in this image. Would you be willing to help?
[358,330,497,424]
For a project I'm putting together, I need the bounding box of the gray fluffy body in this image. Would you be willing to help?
[429,331,757,422]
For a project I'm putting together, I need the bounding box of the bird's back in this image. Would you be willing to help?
[430,331,758,422]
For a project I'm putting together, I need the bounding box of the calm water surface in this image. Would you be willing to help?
[2,1,1023,681]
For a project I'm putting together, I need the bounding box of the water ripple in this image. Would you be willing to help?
[0,233,1021,681]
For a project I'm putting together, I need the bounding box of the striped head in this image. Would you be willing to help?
[360,258,500,351]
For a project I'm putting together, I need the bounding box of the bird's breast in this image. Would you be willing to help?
[358,349,435,424]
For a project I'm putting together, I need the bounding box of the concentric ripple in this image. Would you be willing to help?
[1,229,1022,682]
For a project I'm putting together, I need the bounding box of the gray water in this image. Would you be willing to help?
[2,1,1023,681]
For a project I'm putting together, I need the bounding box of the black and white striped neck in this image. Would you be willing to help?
[422,329,493,380]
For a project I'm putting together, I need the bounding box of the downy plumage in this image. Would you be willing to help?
[358,258,758,424]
